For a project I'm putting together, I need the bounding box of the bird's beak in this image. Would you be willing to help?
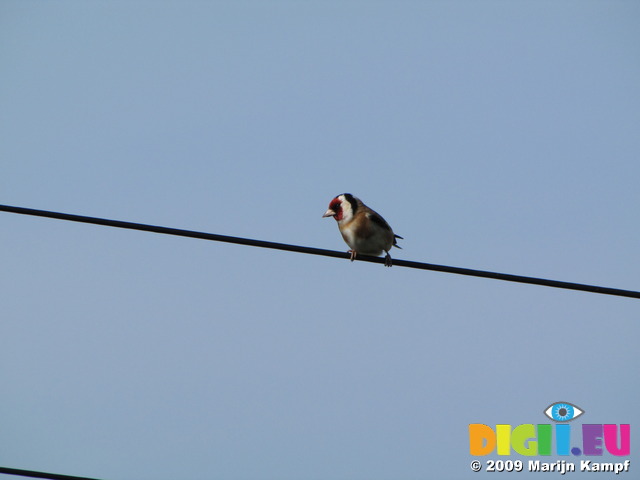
[322,209,336,218]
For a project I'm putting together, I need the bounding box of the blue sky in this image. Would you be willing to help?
[1,1,639,479]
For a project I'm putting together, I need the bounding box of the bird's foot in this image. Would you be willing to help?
[384,252,392,267]
[348,250,357,262]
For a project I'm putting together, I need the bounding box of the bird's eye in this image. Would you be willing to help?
[543,402,584,422]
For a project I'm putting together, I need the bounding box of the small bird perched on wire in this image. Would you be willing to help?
[323,193,403,267]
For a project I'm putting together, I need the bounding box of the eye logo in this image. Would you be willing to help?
[470,401,631,457]
[544,402,584,422]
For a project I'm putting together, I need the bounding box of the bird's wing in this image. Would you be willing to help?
[367,211,392,232]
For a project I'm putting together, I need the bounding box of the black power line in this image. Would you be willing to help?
[0,466,102,480]
[1,204,638,299]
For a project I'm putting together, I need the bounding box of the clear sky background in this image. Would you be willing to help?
[1,1,638,479]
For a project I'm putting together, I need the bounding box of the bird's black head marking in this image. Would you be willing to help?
[341,193,358,215]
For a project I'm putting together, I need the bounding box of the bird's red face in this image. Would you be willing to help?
[323,197,344,221]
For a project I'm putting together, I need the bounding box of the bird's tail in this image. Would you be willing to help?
[393,234,403,249]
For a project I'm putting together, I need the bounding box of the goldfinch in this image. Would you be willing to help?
[322,193,402,267]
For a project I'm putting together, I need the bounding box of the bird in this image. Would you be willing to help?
[322,193,402,267]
